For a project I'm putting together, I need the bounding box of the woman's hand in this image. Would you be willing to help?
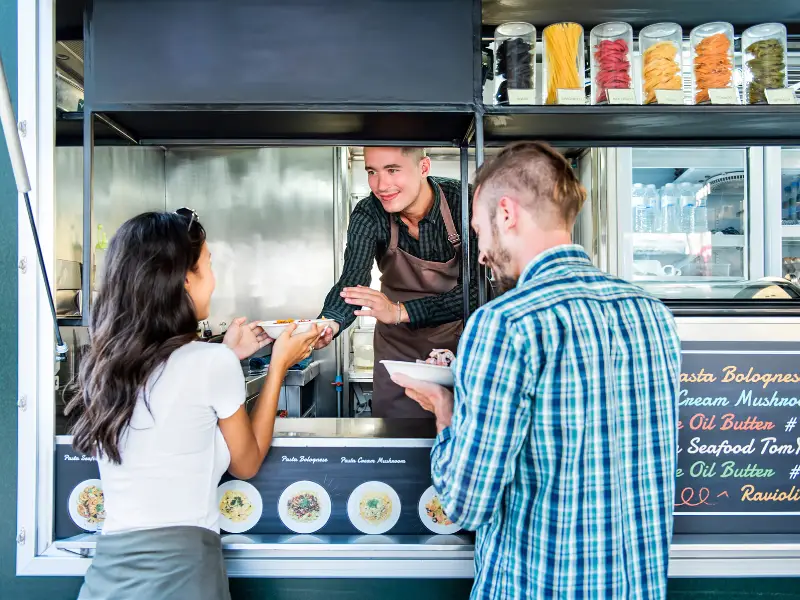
[223,317,271,360]
[270,323,321,371]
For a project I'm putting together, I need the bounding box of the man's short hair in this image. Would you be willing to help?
[473,141,586,229]
[401,148,427,163]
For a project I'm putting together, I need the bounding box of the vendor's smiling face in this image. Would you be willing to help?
[364,147,429,214]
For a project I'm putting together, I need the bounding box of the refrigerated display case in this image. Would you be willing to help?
[776,148,800,282]
[614,147,766,300]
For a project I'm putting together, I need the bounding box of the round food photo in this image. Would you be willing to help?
[68,478,106,532]
[277,481,332,534]
[347,481,401,535]
[418,485,461,534]
[217,480,263,534]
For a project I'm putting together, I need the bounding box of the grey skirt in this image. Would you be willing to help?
[78,526,231,600]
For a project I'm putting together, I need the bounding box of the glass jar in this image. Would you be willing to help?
[742,23,788,105]
[494,22,537,105]
[690,22,735,105]
[542,22,585,105]
[590,22,633,105]
[639,22,684,105]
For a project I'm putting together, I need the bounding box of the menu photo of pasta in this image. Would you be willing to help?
[217,480,263,533]
[277,480,332,534]
[417,485,461,534]
[68,478,106,532]
[347,481,401,535]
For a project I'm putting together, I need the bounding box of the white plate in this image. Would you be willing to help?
[277,481,332,534]
[68,478,106,532]
[417,485,461,534]
[347,481,401,534]
[217,480,263,534]
[380,360,454,387]
[258,319,332,339]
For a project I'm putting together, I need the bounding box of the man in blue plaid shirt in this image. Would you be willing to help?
[393,142,681,599]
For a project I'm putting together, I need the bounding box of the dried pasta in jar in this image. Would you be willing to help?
[543,23,585,105]
[690,22,734,105]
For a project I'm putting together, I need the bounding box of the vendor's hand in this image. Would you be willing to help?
[390,373,454,430]
[342,285,408,325]
[223,317,272,360]
[270,323,321,371]
[314,321,340,350]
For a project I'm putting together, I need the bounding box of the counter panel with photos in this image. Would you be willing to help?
[54,343,800,541]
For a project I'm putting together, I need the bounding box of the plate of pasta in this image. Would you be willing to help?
[418,485,461,534]
[217,480,263,533]
[277,481,332,534]
[68,479,106,531]
[347,481,401,535]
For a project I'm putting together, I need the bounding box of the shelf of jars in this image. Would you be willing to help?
[482,18,799,145]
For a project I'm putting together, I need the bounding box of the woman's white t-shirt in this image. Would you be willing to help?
[98,342,245,535]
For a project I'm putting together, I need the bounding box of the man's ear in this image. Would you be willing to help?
[420,156,432,178]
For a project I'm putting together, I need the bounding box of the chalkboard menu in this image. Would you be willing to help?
[674,342,800,534]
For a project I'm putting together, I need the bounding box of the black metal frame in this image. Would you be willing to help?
[60,0,800,329]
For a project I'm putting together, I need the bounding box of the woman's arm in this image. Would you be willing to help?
[218,324,320,479]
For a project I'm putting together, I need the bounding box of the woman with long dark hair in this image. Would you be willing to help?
[66,209,320,600]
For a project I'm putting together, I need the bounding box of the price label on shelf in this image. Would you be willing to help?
[655,90,685,105]
[607,89,636,105]
[708,88,740,105]
[556,89,586,105]
[508,89,537,105]
[765,89,797,105]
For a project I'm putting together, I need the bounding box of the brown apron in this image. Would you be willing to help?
[373,182,463,418]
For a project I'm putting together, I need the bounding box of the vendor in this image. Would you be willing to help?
[315,147,478,417]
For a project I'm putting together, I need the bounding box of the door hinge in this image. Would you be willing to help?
[18,120,27,137]
[18,257,27,274]
[17,395,27,411]
[16,528,25,545]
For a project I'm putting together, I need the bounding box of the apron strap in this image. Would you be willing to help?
[387,181,462,251]
[434,181,462,249]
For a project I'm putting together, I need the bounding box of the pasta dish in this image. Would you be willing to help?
[219,490,254,523]
[77,484,106,524]
[359,492,392,524]
[287,491,321,523]
[425,495,453,526]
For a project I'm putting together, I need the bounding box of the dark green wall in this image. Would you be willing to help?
[0,0,797,598]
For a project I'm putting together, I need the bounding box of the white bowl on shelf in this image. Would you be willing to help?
[380,360,454,387]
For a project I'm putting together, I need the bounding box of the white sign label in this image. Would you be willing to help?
[765,88,797,105]
[557,89,586,105]
[655,90,685,105]
[708,88,740,105]
[607,89,637,104]
[508,89,537,105]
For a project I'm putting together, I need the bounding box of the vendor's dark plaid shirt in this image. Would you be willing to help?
[321,176,478,329]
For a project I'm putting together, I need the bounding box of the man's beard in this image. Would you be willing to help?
[484,223,517,294]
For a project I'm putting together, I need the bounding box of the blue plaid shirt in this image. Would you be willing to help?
[432,245,681,600]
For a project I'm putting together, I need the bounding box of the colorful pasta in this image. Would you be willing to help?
[745,38,786,104]
[693,32,732,104]
[544,23,584,104]
[643,41,682,104]
[593,39,631,103]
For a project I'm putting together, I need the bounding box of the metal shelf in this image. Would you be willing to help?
[483,106,800,147]
[482,0,800,33]
[88,105,475,146]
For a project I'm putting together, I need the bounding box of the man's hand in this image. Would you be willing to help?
[390,373,454,431]
[223,317,272,360]
[342,285,409,325]
[314,321,340,350]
